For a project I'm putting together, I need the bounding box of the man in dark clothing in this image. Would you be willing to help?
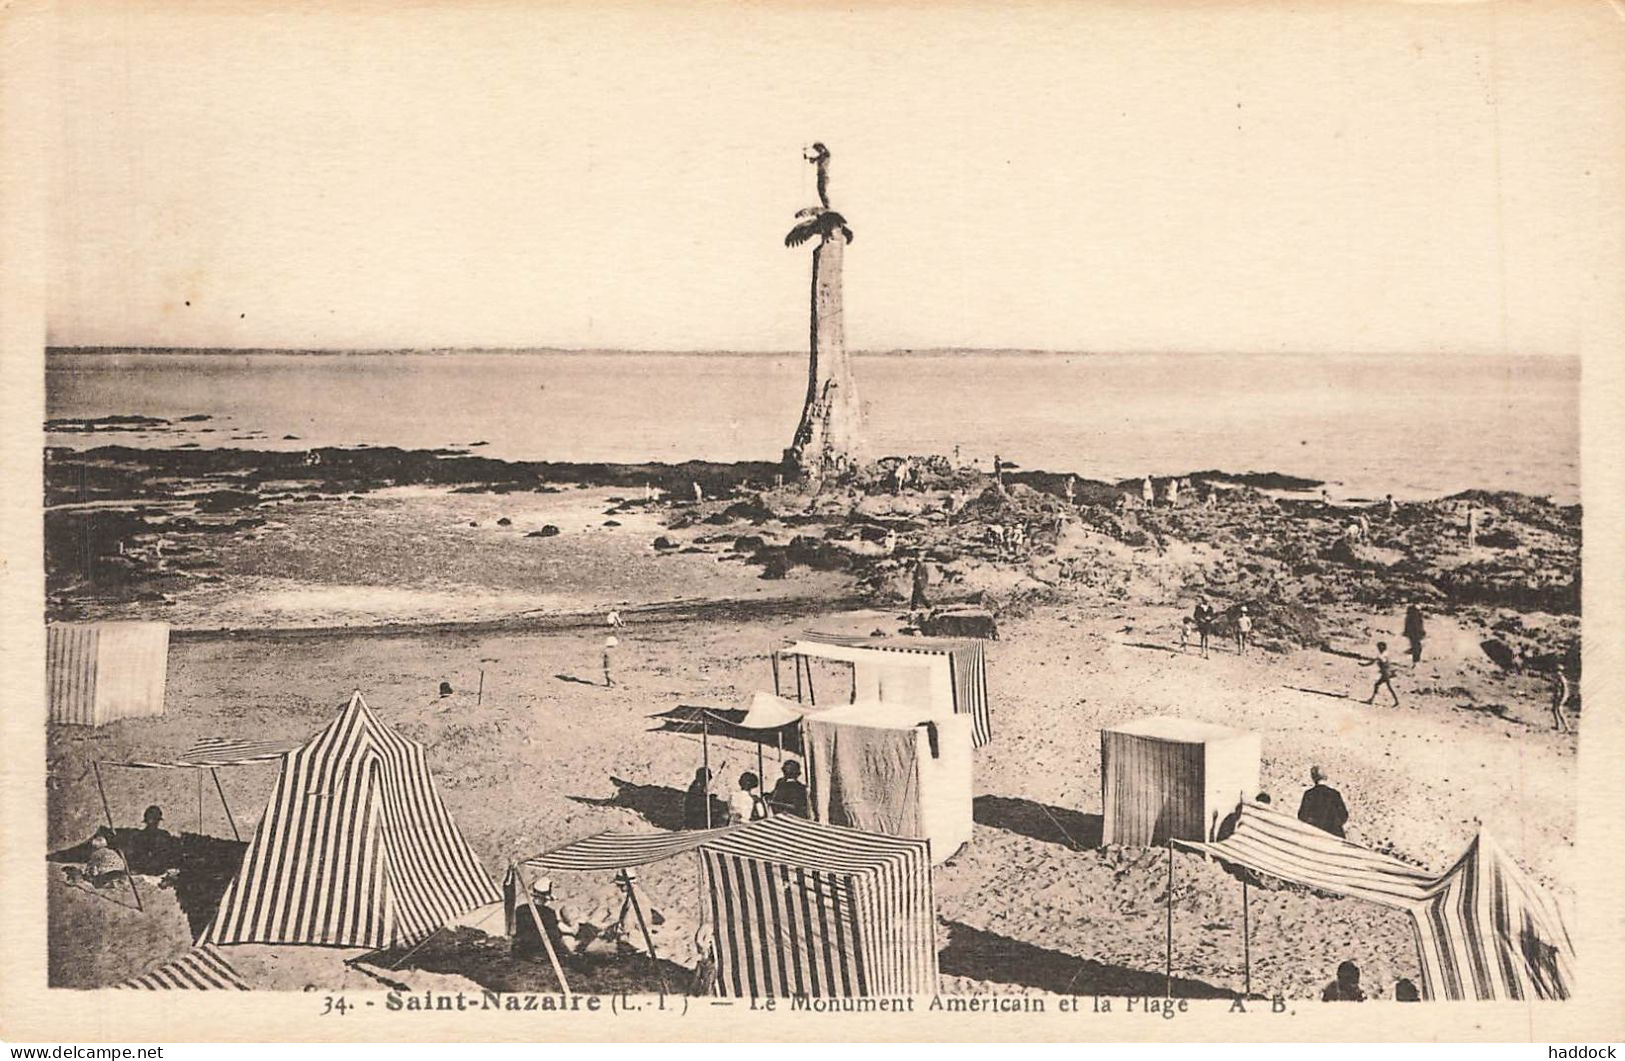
[1402,605,1426,665]
[1322,960,1366,1001]
[911,555,933,610]
[1193,598,1216,659]
[512,878,577,966]
[1298,766,1349,838]
[126,804,176,875]
[769,760,808,818]
[683,768,724,829]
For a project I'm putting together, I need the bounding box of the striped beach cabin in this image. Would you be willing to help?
[782,632,992,747]
[204,691,500,949]
[47,622,170,727]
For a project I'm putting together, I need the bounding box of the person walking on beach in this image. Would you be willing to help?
[1165,478,1179,506]
[1385,494,1397,519]
[1193,598,1216,659]
[1297,766,1349,838]
[1465,506,1478,547]
[1065,475,1076,505]
[1550,661,1573,734]
[602,634,619,687]
[1235,605,1253,655]
[1141,477,1155,506]
[1179,615,1194,654]
[1402,604,1426,665]
[1360,641,1400,706]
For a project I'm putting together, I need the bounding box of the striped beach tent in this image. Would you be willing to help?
[204,691,500,948]
[525,816,939,998]
[47,622,169,727]
[700,816,937,998]
[788,632,992,747]
[1413,831,1576,1001]
[114,946,250,990]
[1176,800,1576,1000]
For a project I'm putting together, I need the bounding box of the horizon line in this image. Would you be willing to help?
[44,344,1575,359]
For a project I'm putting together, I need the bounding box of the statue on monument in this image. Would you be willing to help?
[784,142,862,483]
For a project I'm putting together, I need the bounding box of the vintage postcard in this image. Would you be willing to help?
[2,0,1622,1044]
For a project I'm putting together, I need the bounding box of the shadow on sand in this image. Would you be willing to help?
[554,673,604,688]
[973,795,1101,851]
[48,831,248,938]
[1285,685,1353,701]
[366,926,697,995]
[938,920,1232,998]
[569,777,690,832]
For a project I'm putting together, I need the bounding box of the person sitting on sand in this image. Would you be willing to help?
[513,878,580,966]
[66,830,128,889]
[684,768,723,829]
[126,804,175,875]
[1297,766,1349,838]
[729,772,770,824]
[1402,604,1426,665]
[1322,960,1366,1002]
[1193,598,1216,659]
[1551,661,1573,734]
[769,761,808,818]
[1394,978,1420,1002]
[1235,605,1253,655]
[1360,641,1400,706]
[607,609,624,629]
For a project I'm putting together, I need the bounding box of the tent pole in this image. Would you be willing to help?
[622,872,669,995]
[771,649,781,697]
[211,768,240,842]
[91,761,141,912]
[806,660,816,707]
[1164,842,1173,998]
[1242,873,1251,998]
[515,865,572,999]
[795,656,804,704]
[702,715,712,829]
[197,771,204,833]
[757,740,765,798]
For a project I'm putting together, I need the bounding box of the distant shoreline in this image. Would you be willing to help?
[45,345,1582,362]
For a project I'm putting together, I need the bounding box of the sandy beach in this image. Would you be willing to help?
[43,446,1580,998]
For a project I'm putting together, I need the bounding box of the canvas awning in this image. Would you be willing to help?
[107,736,302,769]
[114,946,250,990]
[523,826,738,872]
[784,632,992,747]
[1175,800,1576,1000]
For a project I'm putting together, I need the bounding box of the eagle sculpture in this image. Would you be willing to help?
[785,142,853,247]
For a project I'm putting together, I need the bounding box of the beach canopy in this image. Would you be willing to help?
[1176,800,1576,1000]
[523,816,939,998]
[109,736,303,770]
[204,691,500,949]
[783,632,991,747]
[1101,716,1261,846]
[47,621,170,727]
[113,946,249,991]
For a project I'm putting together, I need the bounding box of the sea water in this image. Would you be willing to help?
[45,349,1578,503]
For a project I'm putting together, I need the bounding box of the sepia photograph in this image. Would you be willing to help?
[2,0,1622,1046]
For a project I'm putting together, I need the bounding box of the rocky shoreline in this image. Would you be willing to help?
[45,441,1579,680]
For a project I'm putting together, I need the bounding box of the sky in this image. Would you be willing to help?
[45,0,1625,355]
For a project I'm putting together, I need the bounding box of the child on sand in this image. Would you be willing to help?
[602,635,619,687]
[1550,661,1573,734]
[1360,641,1400,706]
[1179,616,1193,654]
[1235,605,1252,655]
